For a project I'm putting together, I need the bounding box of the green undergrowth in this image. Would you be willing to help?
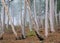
[27,30,36,37]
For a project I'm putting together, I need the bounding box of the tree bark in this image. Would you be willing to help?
[26,0,41,37]
[59,11,60,24]
[28,0,33,31]
[45,0,49,37]
[0,7,4,38]
[49,0,55,32]
[34,0,39,31]
[21,0,26,38]
[2,0,18,38]
[55,0,58,25]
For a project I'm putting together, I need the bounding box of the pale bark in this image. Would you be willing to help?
[6,3,9,29]
[0,7,4,38]
[6,15,9,29]
[45,0,49,37]
[29,18,32,31]
[38,0,43,28]
[59,11,60,24]
[28,0,33,31]
[21,0,26,38]
[20,0,22,26]
[26,0,41,36]
[34,0,39,31]
[49,0,55,32]
[2,0,18,37]
[55,0,58,25]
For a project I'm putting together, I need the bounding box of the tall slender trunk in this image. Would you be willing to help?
[59,11,60,24]
[2,0,18,38]
[49,0,55,32]
[0,7,4,38]
[12,6,14,25]
[20,0,22,26]
[26,0,41,37]
[34,0,39,31]
[28,0,32,31]
[39,0,44,28]
[6,4,9,29]
[0,11,1,31]
[55,0,58,25]
[21,0,26,38]
[45,0,49,37]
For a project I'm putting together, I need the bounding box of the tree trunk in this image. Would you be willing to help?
[49,0,55,32]
[55,0,58,25]
[28,0,33,31]
[59,11,60,24]
[26,0,41,37]
[20,0,22,26]
[2,0,18,38]
[6,4,9,29]
[0,7,4,38]
[34,0,39,31]
[21,0,26,38]
[45,0,49,37]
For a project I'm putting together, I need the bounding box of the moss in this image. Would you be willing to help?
[27,31,36,37]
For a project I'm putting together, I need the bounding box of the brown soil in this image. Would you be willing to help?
[0,26,60,43]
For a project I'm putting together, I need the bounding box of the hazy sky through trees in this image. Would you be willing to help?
[0,0,45,25]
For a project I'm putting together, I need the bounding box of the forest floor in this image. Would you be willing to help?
[0,25,60,43]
